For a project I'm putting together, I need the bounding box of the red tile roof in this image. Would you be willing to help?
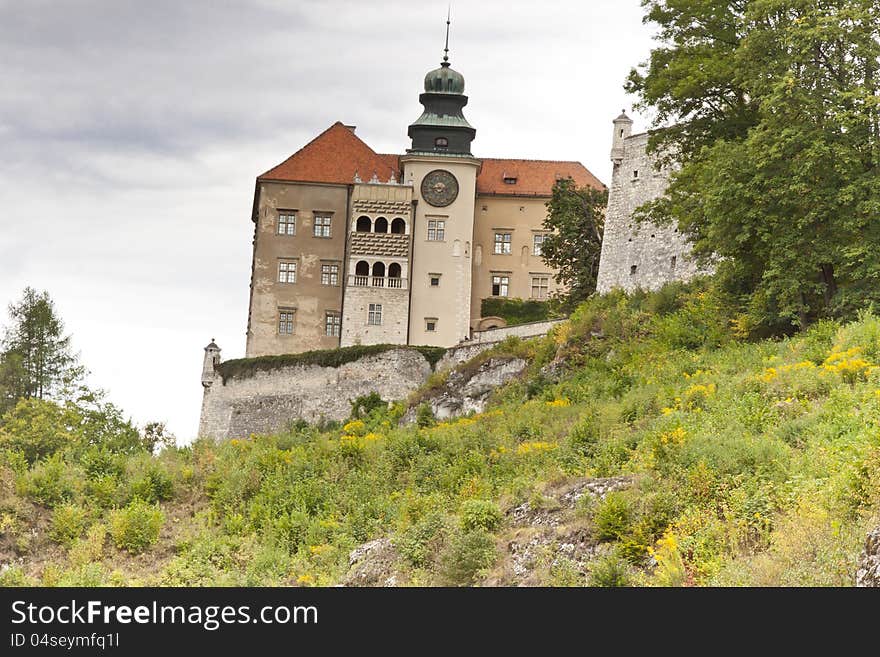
[475,158,604,196]
[258,123,605,196]
[258,122,400,185]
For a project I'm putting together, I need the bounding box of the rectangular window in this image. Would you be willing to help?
[321,263,340,286]
[278,309,295,335]
[278,260,296,284]
[429,274,441,287]
[533,234,546,256]
[277,212,296,236]
[313,214,332,238]
[325,312,341,337]
[425,318,438,332]
[491,275,510,297]
[427,219,446,241]
[494,232,512,254]
[531,276,549,300]
[368,303,383,325]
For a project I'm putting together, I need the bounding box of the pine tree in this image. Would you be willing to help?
[0,287,82,411]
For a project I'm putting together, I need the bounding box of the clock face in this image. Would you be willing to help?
[421,169,459,207]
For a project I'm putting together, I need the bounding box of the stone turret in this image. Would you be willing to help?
[202,339,221,387]
[611,110,633,165]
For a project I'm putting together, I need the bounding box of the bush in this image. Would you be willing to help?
[0,399,76,463]
[68,524,107,567]
[459,499,503,532]
[416,404,435,429]
[438,530,497,585]
[397,512,447,568]
[0,564,33,587]
[593,493,633,541]
[49,504,88,546]
[19,453,78,507]
[349,392,386,420]
[480,297,558,326]
[588,551,631,587]
[109,499,164,554]
[126,461,174,503]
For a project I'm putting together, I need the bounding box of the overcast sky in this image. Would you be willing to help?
[0,0,657,441]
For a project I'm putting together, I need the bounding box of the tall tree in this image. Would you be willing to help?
[0,287,82,408]
[540,179,607,309]
[631,0,880,328]
[625,0,759,162]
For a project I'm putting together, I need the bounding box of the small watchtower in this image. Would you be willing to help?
[610,109,633,166]
[201,339,221,387]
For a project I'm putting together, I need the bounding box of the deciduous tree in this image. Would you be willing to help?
[541,179,607,309]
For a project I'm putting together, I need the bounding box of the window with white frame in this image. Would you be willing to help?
[278,260,296,284]
[427,219,445,241]
[325,312,341,337]
[429,273,441,287]
[494,232,512,254]
[321,263,339,286]
[491,275,510,297]
[313,214,332,238]
[278,308,295,335]
[277,212,296,236]
[530,276,549,300]
[368,303,383,325]
[425,318,438,332]
[533,233,547,256]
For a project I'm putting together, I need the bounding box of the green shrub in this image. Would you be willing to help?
[108,499,164,554]
[588,551,631,587]
[126,460,174,503]
[49,504,88,546]
[0,564,33,586]
[593,492,633,541]
[397,512,447,568]
[459,499,503,532]
[19,453,78,507]
[349,392,386,420]
[416,403,435,428]
[0,398,77,464]
[480,297,558,326]
[568,410,600,456]
[85,474,121,508]
[438,530,497,586]
[68,524,107,567]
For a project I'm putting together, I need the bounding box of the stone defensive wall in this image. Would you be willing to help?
[199,318,566,439]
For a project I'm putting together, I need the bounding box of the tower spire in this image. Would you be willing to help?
[443,5,451,65]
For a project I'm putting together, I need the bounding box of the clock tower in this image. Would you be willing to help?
[402,23,480,346]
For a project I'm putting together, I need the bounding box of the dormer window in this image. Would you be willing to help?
[435,137,448,148]
[503,176,517,185]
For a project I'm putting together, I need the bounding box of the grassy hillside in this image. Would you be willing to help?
[1,281,878,586]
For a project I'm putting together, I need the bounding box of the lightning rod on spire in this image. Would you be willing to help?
[443,5,451,63]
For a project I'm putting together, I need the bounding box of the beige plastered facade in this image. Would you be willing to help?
[246,181,348,357]
[470,194,560,326]
[402,154,481,347]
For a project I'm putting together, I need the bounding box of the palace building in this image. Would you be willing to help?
[244,43,604,358]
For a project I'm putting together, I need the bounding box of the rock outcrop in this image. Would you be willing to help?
[343,538,402,587]
[402,357,528,424]
[485,476,635,586]
[856,525,880,587]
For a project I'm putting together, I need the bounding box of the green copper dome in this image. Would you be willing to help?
[424,61,465,95]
